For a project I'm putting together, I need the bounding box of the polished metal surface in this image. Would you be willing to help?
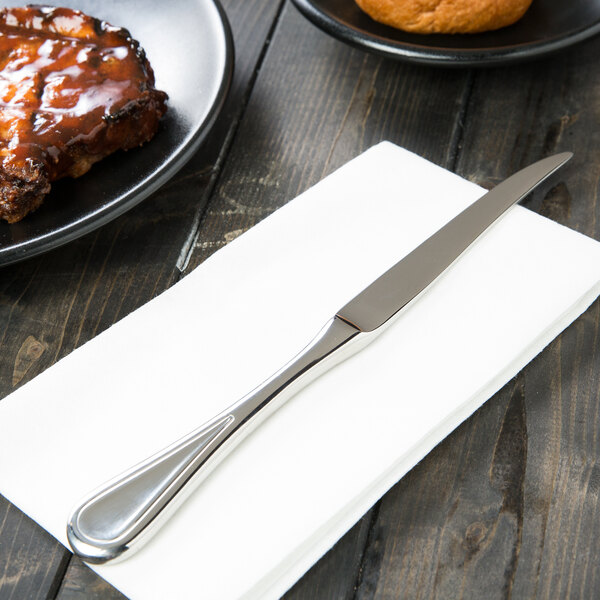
[337,152,572,331]
[68,316,364,563]
[67,153,571,564]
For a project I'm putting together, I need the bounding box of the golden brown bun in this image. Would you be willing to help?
[354,0,534,34]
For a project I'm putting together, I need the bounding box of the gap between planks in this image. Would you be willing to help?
[175,0,288,274]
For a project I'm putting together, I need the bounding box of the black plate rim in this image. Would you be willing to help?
[291,0,600,67]
[0,0,234,267]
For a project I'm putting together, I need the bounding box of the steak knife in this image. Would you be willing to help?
[67,153,571,563]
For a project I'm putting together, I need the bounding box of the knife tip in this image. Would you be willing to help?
[540,151,573,176]
[556,151,574,165]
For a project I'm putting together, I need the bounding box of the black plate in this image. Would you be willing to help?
[0,0,233,266]
[292,0,600,67]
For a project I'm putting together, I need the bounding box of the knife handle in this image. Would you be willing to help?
[67,315,370,564]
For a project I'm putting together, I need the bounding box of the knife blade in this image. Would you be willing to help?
[338,152,572,331]
[67,152,571,564]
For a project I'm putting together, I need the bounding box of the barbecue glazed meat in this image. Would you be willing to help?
[0,5,168,223]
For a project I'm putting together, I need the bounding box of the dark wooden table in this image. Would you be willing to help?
[2,1,600,598]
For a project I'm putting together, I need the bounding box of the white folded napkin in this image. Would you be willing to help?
[1,142,599,600]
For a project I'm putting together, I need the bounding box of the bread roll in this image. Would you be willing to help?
[354,0,534,34]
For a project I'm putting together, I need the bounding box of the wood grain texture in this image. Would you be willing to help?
[184,2,471,274]
[0,0,284,597]
[0,499,69,599]
[55,559,126,600]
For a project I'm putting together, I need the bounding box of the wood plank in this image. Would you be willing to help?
[0,497,69,599]
[354,36,600,599]
[182,2,472,597]
[0,1,284,598]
